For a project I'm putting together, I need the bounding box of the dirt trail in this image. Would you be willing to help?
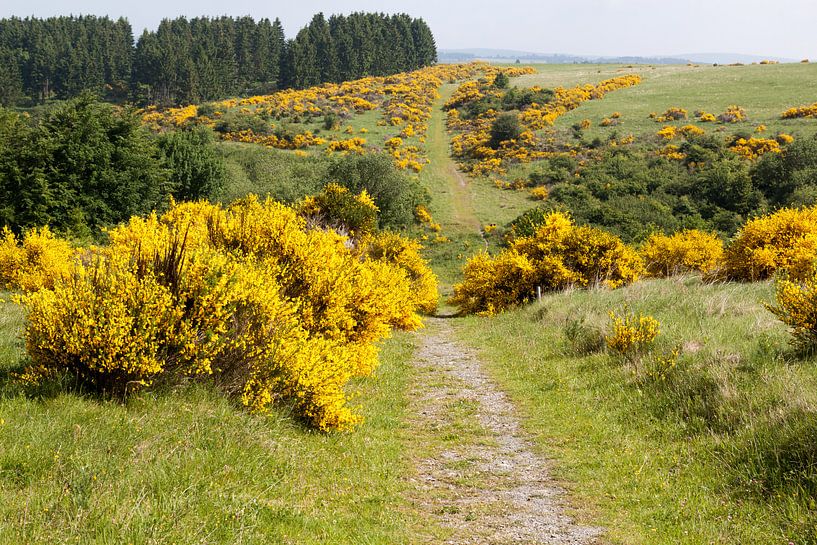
[408,318,602,545]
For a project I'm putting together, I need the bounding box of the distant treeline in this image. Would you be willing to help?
[0,13,438,106]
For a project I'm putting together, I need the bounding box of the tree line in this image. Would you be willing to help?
[0,12,437,106]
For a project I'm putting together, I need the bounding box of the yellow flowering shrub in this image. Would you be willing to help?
[360,231,439,314]
[767,271,817,352]
[729,137,782,159]
[606,309,661,370]
[298,183,379,237]
[679,124,705,137]
[18,196,433,431]
[450,212,643,315]
[0,226,75,292]
[718,105,747,123]
[449,250,536,316]
[723,206,817,281]
[641,230,724,277]
[657,126,677,140]
[781,103,817,119]
[655,107,687,122]
[530,186,549,200]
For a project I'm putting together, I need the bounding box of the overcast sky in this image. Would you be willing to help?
[1,0,815,59]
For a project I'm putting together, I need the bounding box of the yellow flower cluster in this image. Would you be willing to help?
[723,205,817,281]
[415,204,441,232]
[221,129,327,149]
[653,107,688,122]
[658,144,685,160]
[781,102,817,119]
[0,227,75,292]
[729,137,782,159]
[679,124,705,137]
[298,183,379,236]
[327,137,367,154]
[141,104,198,129]
[767,271,817,351]
[718,105,747,123]
[657,126,677,140]
[17,196,437,431]
[530,186,549,200]
[606,309,661,366]
[450,212,643,315]
[641,230,724,277]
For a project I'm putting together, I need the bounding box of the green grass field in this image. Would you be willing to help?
[514,62,817,140]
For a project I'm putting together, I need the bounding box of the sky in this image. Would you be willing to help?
[1,0,816,59]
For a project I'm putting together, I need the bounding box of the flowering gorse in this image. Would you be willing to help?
[17,196,438,431]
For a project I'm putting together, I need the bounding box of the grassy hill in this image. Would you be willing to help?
[2,61,817,543]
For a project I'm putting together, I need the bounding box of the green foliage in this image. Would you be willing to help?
[327,153,427,230]
[216,142,331,204]
[157,127,227,201]
[528,156,577,185]
[489,113,521,149]
[1,13,437,107]
[0,94,168,236]
[500,86,554,110]
[213,110,274,135]
[752,135,817,206]
[505,141,817,243]
[492,71,509,89]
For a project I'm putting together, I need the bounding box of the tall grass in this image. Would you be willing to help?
[457,276,817,544]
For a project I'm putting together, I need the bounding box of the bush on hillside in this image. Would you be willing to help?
[723,206,817,281]
[157,127,228,201]
[18,196,437,430]
[641,230,724,277]
[0,226,75,292]
[767,271,817,353]
[0,94,168,236]
[451,212,643,315]
[327,153,427,229]
[489,113,521,149]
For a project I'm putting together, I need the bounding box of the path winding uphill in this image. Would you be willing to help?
[405,86,601,543]
[408,319,602,544]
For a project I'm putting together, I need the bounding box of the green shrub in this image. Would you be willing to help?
[158,127,227,201]
[327,153,427,229]
[489,113,521,149]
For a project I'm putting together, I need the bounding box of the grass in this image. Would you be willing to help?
[526,62,817,141]
[0,294,426,544]
[455,276,817,544]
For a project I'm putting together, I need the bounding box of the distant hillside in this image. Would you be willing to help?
[439,48,690,64]
[439,48,799,65]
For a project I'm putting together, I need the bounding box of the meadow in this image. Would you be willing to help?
[457,277,817,544]
[2,57,817,544]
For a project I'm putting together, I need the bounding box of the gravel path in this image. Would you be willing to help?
[408,318,603,545]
